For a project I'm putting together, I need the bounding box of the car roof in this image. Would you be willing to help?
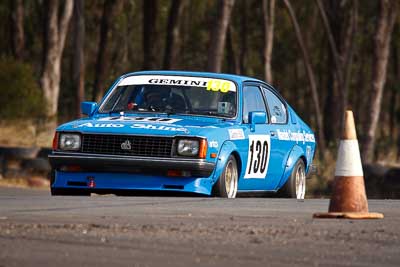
[122,70,270,87]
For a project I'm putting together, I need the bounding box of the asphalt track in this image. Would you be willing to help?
[0,187,399,267]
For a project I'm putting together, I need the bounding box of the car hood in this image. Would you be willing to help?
[57,114,237,137]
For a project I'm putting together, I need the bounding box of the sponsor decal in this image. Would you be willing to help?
[76,122,188,132]
[77,123,124,128]
[209,140,219,148]
[149,78,207,87]
[228,129,245,140]
[117,75,236,92]
[277,130,315,144]
[244,135,271,179]
[130,124,187,132]
[98,117,182,124]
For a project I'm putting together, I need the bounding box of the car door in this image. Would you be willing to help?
[238,84,276,191]
[261,86,292,190]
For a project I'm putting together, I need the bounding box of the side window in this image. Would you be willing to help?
[262,87,287,124]
[242,86,267,123]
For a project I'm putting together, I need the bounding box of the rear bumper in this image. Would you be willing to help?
[48,152,215,177]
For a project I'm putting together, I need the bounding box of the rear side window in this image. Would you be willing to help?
[262,87,287,124]
[242,86,267,123]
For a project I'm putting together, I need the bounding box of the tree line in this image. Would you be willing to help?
[1,0,400,163]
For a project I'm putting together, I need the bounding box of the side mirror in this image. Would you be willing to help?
[249,111,267,132]
[81,102,97,116]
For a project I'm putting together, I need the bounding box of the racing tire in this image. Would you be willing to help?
[212,155,238,198]
[280,159,306,199]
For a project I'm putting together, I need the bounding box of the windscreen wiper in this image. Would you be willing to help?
[108,108,126,116]
[163,106,176,116]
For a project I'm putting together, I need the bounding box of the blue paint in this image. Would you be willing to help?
[51,71,316,196]
[81,101,97,116]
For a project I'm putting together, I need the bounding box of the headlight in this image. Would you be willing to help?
[177,139,200,156]
[59,133,81,151]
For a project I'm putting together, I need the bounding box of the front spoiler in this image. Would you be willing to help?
[48,152,215,177]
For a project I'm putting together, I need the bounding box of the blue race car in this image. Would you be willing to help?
[49,71,316,198]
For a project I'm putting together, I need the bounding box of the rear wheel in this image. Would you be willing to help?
[280,159,306,199]
[212,155,238,198]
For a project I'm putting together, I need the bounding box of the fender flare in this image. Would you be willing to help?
[277,145,306,189]
[212,141,241,184]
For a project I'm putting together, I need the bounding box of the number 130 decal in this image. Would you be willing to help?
[244,135,271,179]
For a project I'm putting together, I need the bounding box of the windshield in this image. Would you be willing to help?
[99,75,237,118]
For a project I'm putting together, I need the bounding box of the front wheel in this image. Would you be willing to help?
[212,155,238,198]
[280,159,306,199]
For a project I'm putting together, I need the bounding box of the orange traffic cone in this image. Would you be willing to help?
[313,111,384,219]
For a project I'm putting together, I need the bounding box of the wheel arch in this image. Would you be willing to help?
[300,155,307,166]
[230,150,242,179]
[212,141,242,184]
[276,145,306,190]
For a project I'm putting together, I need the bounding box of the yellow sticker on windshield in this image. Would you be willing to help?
[206,79,231,93]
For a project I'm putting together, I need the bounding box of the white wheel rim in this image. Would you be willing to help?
[295,164,306,199]
[225,160,238,198]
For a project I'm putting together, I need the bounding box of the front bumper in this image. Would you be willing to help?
[52,171,214,195]
[48,152,215,177]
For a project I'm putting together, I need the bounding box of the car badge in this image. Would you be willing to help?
[121,140,132,150]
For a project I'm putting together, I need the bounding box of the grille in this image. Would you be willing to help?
[81,134,173,157]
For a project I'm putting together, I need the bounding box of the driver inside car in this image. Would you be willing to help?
[145,89,164,110]
[129,86,166,111]
[127,86,187,112]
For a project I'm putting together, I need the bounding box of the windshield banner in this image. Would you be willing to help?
[118,75,237,93]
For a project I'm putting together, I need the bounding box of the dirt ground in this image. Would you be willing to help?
[0,187,399,267]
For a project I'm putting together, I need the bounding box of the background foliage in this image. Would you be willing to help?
[0,58,45,119]
[0,0,399,163]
